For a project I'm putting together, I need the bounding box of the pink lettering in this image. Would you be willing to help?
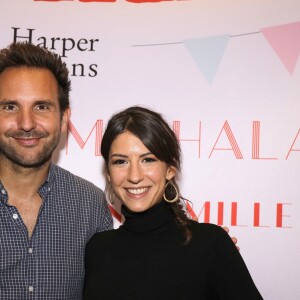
[66,120,103,156]
[209,121,243,159]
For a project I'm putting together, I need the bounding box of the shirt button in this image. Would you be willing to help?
[28,286,34,292]
[29,248,33,254]
[13,214,18,219]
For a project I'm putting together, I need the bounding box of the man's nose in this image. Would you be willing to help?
[17,109,36,131]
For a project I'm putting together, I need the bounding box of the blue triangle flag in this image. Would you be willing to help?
[184,35,230,85]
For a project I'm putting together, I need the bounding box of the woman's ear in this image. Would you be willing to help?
[166,166,176,181]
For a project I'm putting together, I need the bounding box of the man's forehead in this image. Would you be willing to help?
[0,67,59,106]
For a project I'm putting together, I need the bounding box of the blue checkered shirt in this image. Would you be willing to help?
[0,164,113,300]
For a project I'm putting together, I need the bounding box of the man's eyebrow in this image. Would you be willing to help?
[0,99,54,103]
[0,99,18,104]
[34,100,56,106]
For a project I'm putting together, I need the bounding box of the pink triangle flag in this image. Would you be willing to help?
[261,21,300,75]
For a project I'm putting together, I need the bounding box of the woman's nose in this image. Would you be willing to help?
[127,162,144,183]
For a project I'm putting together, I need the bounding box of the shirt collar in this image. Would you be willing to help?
[37,163,56,199]
[0,163,56,204]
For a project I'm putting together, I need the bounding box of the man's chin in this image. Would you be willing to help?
[3,154,52,169]
[17,157,52,169]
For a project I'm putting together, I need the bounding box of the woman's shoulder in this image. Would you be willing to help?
[86,229,120,249]
[189,220,228,242]
[190,220,222,231]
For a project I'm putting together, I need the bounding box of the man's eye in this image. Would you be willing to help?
[3,104,17,111]
[35,104,49,110]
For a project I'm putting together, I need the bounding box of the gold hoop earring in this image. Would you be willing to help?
[163,181,179,203]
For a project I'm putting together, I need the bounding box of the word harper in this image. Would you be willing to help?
[12,27,99,77]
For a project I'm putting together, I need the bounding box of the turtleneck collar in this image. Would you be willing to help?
[120,201,175,233]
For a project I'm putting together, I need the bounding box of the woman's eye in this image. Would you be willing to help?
[112,159,127,165]
[143,157,157,163]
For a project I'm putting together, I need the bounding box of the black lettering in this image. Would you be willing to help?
[61,38,75,57]
[89,39,100,51]
[36,36,47,48]
[71,63,85,77]
[88,64,98,77]
[12,27,34,43]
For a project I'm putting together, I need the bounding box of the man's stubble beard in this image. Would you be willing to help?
[0,131,61,169]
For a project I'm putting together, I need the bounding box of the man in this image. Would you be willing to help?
[0,42,113,299]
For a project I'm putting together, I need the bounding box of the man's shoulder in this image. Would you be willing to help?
[48,165,113,232]
[51,164,104,196]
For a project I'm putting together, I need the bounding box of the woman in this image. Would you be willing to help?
[83,106,263,299]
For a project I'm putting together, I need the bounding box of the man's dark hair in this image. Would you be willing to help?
[0,42,71,113]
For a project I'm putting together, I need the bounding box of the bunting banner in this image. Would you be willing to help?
[183,21,300,83]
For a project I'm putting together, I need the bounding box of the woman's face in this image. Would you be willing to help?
[107,131,176,212]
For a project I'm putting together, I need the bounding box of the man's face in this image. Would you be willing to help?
[0,67,69,169]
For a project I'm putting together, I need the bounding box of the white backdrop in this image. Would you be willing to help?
[1,1,300,299]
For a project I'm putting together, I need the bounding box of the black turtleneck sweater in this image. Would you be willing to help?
[83,201,263,299]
